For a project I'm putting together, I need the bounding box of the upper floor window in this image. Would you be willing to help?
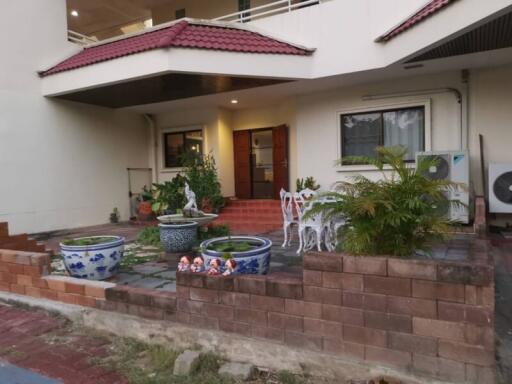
[239,0,251,21]
[163,130,203,168]
[175,8,186,20]
[340,106,425,163]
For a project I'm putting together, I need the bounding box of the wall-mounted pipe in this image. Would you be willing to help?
[143,114,158,184]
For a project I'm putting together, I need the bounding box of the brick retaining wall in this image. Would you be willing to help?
[0,238,495,383]
[174,239,495,383]
[0,249,112,308]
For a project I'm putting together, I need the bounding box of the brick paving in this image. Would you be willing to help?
[0,304,127,384]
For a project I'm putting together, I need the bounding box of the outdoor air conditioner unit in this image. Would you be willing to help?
[415,151,470,223]
[489,163,512,213]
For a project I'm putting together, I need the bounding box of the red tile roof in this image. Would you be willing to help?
[42,20,312,76]
[377,0,457,42]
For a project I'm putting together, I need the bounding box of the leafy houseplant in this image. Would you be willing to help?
[296,176,320,191]
[307,146,463,257]
[109,207,120,223]
[183,152,224,212]
[150,174,187,214]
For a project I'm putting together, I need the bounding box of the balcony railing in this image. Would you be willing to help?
[214,0,323,23]
[68,30,97,46]
[66,0,325,46]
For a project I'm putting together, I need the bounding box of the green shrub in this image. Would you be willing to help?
[137,227,161,247]
[150,174,187,214]
[296,176,320,191]
[307,146,463,257]
[183,153,224,211]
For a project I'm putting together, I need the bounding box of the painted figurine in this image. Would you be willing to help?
[207,258,221,275]
[191,256,205,273]
[222,258,237,276]
[177,255,191,272]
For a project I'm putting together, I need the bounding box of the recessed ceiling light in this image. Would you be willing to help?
[231,99,238,104]
[70,10,79,17]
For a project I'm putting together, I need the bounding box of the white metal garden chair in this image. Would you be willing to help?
[320,190,347,252]
[294,188,329,254]
[280,188,297,248]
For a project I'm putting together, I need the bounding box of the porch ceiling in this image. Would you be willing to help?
[52,72,290,108]
[407,9,512,63]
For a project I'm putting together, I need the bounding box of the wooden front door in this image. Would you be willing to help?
[233,130,251,199]
[272,125,289,199]
[233,126,289,199]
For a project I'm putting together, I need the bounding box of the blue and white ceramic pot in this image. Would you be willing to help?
[200,236,272,275]
[159,221,198,253]
[60,236,124,280]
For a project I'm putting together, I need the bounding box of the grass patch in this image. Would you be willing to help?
[119,252,160,272]
[137,227,161,247]
[101,338,235,384]
[198,225,231,241]
[276,371,305,384]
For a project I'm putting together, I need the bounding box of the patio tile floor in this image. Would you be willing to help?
[105,228,303,292]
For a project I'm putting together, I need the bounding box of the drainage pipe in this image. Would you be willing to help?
[143,114,159,184]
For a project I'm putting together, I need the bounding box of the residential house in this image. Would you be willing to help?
[2,0,512,234]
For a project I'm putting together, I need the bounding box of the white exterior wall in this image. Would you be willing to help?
[154,107,236,197]
[295,72,463,189]
[0,0,149,234]
[469,64,512,196]
[251,0,511,77]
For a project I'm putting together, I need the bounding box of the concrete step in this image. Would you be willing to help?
[221,207,282,215]
[226,199,280,208]
[213,220,281,235]
[217,213,281,222]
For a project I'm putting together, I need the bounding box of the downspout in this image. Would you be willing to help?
[143,114,159,184]
[362,87,464,151]
[461,69,470,151]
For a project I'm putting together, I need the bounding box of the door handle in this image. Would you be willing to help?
[281,159,288,168]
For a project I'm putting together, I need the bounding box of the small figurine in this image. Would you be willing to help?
[177,255,191,272]
[191,256,205,273]
[207,258,221,275]
[222,258,237,276]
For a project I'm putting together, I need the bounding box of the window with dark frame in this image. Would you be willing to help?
[175,8,186,20]
[163,130,203,168]
[238,0,251,21]
[340,106,425,163]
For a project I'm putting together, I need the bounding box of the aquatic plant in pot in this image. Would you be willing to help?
[306,146,464,257]
[60,236,125,280]
[200,236,272,275]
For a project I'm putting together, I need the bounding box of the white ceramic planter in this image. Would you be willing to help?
[60,236,124,280]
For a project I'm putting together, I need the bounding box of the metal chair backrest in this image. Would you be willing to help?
[280,188,295,222]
